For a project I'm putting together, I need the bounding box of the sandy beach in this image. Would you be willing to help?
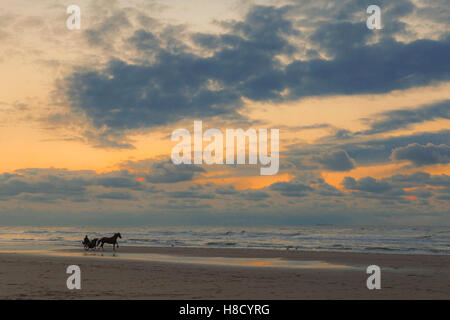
[0,246,449,299]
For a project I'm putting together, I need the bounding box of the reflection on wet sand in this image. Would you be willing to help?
[0,247,355,270]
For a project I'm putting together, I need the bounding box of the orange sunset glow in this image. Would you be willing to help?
[0,0,448,226]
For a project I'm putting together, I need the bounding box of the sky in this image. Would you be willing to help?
[0,0,449,226]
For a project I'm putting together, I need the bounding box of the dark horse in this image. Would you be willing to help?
[98,233,122,251]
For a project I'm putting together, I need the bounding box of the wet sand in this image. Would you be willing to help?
[0,246,449,299]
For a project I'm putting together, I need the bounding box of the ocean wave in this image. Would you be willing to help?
[414,235,433,239]
[364,246,397,251]
[23,230,48,234]
[206,242,237,246]
[128,238,159,243]
[1,226,449,255]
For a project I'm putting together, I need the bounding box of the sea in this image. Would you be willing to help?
[0,225,448,255]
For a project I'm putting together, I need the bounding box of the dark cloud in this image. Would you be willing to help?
[362,100,450,135]
[168,191,215,199]
[0,172,21,182]
[389,171,449,188]
[61,56,243,131]
[269,181,312,197]
[241,191,270,201]
[129,29,160,52]
[309,21,370,57]
[340,130,450,165]
[0,175,89,200]
[314,178,343,197]
[0,165,204,204]
[0,169,143,202]
[391,143,450,166]
[414,0,450,27]
[146,161,205,184]
[286,131,450,172]
[215,186,239,196]
[16,194,61,204]
[343,176,394,194]
[314,150,356,171]
[436,194,450,200]
[120,159,206,184]
[331,129,354,141]
[83,129,135,149]
[96,191,135,200]
[58,4,450,146]
[85,9,131,50]
[284,37,450,100]
[342,172,450,200]
[60,5,299,136]
[95,174,143,190]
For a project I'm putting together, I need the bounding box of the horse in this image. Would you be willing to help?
[98,233,122,251]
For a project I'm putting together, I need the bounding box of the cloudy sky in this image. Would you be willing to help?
[0,0,449,225]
